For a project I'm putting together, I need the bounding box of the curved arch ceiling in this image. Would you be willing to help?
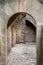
[7,12,36,29]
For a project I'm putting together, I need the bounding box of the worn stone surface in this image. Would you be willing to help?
[7,44,36,65]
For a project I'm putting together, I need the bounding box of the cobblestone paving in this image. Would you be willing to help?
[7,44,36,65]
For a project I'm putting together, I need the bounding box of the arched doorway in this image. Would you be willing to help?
[25,20,36,44]
[7,12,36,47]
[7,12,36,65]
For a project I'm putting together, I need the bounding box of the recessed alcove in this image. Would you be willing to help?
[25,20,36,43]
[7,12,36,46]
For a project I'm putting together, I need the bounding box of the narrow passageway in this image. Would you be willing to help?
[7,43,36,65]
[7,12,36,65]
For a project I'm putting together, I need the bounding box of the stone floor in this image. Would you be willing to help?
[7,43,36,65]
[0,54,6,65]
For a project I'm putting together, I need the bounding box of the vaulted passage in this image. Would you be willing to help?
[25,20,36,43]
[7,12,36,65]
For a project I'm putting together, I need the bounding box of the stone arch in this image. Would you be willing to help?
[7,12,36,52]
[7,12,36,29]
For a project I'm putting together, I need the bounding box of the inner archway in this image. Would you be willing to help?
[25,20,36,43]
[7,12,36,65]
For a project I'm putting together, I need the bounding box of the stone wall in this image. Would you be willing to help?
[0,0,43,65]
[25,20,36,42]
[36,25,43,65]
[0,0,19,65]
